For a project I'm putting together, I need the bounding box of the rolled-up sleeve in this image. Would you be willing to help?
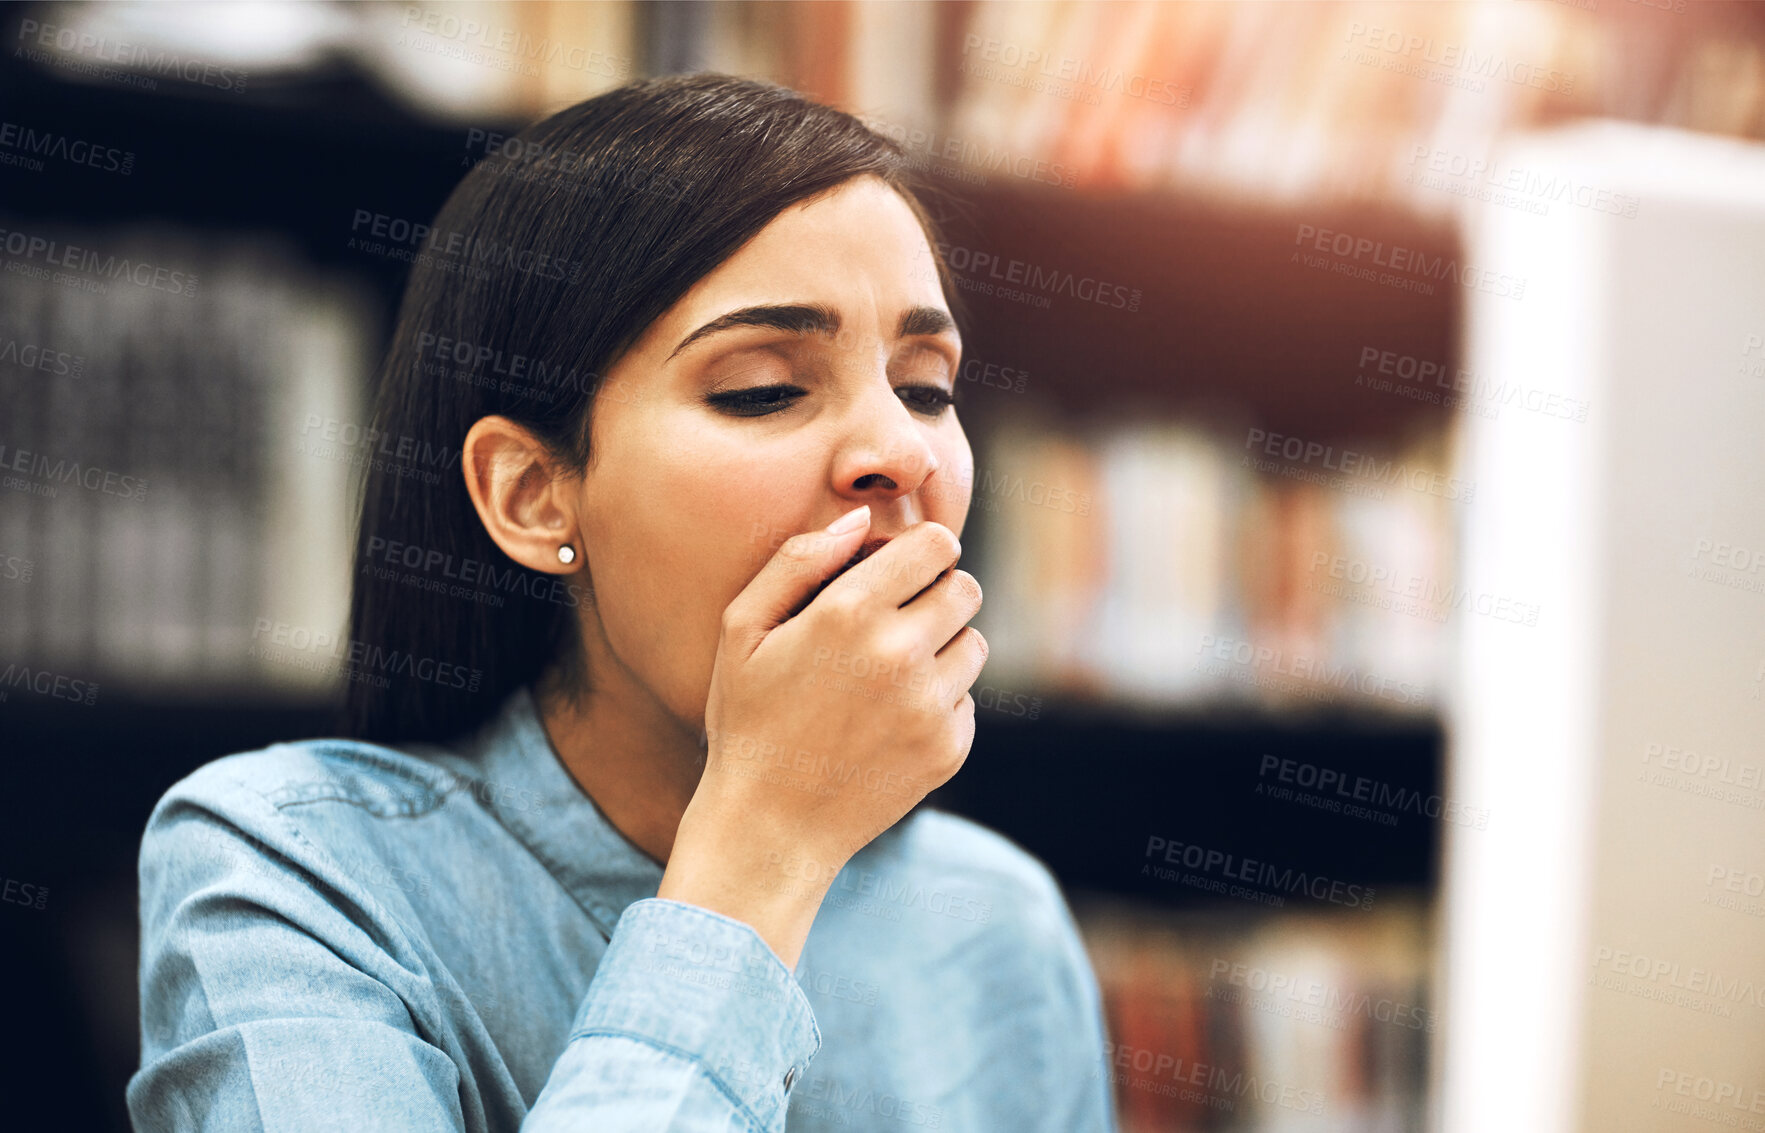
[129,779,821,1133]
[525,899,821,1131]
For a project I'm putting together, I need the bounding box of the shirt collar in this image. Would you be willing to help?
[448,684,665,941]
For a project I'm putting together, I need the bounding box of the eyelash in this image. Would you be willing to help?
[705,383,959,418]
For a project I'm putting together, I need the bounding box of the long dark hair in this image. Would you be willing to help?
[344,72,960,744]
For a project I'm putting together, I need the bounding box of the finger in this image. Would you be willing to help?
[930,626,988,708]
[928,693,978,787]
[824,520,961,610]
[722,505,871,656]
[896,568,982,653]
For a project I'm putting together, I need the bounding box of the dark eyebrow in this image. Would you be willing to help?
[666,302,959,362]
[898,305,956,339]
[667,304,839,362]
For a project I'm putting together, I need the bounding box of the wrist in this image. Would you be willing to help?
[659,800,844,969]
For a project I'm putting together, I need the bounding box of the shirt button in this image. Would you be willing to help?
[783,1066,798,1091]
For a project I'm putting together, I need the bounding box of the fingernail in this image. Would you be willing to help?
[826,505,870,535]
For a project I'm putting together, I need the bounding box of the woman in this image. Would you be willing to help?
[129,73,1116,1132]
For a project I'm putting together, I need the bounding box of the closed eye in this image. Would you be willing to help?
[704,383,958,418]
[896,385,957,415]
[704,384,807,417]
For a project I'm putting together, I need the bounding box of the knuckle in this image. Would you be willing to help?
[921,521,961,562]
[821,586,868,620]
[876,629,922,668]
[781,531,823,560]
[949,569,982,607]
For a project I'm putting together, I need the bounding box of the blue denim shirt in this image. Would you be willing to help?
[128,686,1118,1131]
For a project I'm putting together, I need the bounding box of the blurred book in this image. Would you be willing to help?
[0,220,377,700]
[971,412,1457,718]
[941,0,1761,217]
[1078,894,1432,1133]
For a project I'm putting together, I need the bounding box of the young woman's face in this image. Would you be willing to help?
[574,174,973,731]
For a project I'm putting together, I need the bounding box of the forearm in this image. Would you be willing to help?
[656,797,839,971]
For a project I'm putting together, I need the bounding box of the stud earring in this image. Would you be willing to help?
[558,544,576,565]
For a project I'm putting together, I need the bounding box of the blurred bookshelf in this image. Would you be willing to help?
[7,5,1765,1132]
[0,10,1461,1132]
[41,3,1765,1130]
[1081,896,1433,1133]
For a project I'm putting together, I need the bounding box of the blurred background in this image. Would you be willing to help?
[3,1,1765,1130]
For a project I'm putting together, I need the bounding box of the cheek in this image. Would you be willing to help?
[582,421,825,709]
[660,445,825,597]
[927,431,974,536]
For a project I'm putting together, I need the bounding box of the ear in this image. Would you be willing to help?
[461,415,581,575]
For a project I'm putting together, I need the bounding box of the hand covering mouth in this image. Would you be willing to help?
[843,536,892,571]
[800,535,894,611]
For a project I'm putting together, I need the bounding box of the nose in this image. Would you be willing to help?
[830,384,940,507]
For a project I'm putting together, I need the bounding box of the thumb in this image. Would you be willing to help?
[721,505,872,657]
